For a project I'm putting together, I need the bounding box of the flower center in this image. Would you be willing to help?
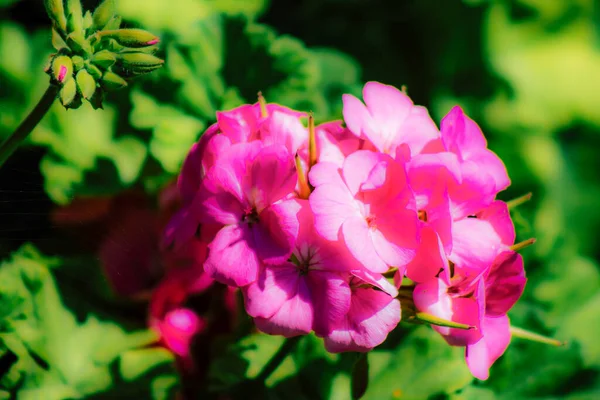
[418,210,428,222]
[242,207,259,225]
[366,214,377,229]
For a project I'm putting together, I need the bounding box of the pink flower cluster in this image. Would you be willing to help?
[165,81,527,380]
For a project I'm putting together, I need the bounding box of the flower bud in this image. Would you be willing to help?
[76,69,96,99]
[51,55,73,84]
[102,15,122,31]
[44,0,67,32]
[71,55,84,70]
[66,0,84,33]
[100,71,128,91]
[92,0,116,30]
[118,52,164,70]
[91,50,117,69]
[86,64,103,79]
[60,78,77,106]
[83,11,93,31]
[67,31,92,55]
[100,29,160,48]
[52,29,68,51]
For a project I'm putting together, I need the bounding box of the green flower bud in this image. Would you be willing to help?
[118,52,164,69]
[66,0,84,33]
[67,31,92,55]
[100,71,128,91]
[72,55,85,70]
[86,64,103,79]
[76,69,96,99]
[51,55,73,84]
[51,28,68,51]
[100,29,159,48]
[83,11,93,31]
[92,0,116,30]
[60,78,77,106]
[44,0,67,33]
[91,50,117,69]
[102,15,122,31]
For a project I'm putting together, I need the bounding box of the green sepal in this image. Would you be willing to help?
[71,55,85,71]
[86,63,103,79]
[102,15,122,31]
[51,55,74,83]
[66,0,84,33]
[76,69,97,99]
[100,29,159,48]
[51,28,68,51]
[44,0,67,32]
[92,0,116,30]
[118,52,164,69]
[91,50,117,69]
[83,10,93,31]
[100,71,128,91]
[67,31,92,55]
[60,78,78,106]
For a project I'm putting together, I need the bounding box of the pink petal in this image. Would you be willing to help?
[310,182,360,241]
[343,150,384,196]
[440,106,487,160]
[308,161,344,188]
[254,277,313,337]
[160,308,204,357]
[204,224,261,287]
[254,200,300,265]
[162,206,201,251]
[216,104,259,143]
[308,271,351,336]
[451,217,504,271]
[342,216,389,273]
[342,93,377,140]
[477,201,515,247]
[178,142,203,206]
[465,315,511,380]
[392,105,440,155]
[406,227,448,283]
[247,145,297,211]
[484,251,526,316]
[350,268,398,297]
[316,121,361,167]
[414,278,454,334]
[260,109,308,155]
[350,288,401,349]
[244,263,299,318]
[469,151,510,194]
[200,165,245,224]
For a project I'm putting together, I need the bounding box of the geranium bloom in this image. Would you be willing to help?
[199,142,300,287]
[342,81,439,156]
[309,150,419,274]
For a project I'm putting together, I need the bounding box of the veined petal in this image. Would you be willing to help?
[465,315,511,380]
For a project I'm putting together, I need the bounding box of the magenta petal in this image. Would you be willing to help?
[254,200,300,265]
[351,268,398,297]
[342,93,377,140]
[178,142,203,206]
[466,315,511,380]
[451,217,504,271]
[160,308,204,357]
[349,288,401,349]
[469,151,510,193]
[342,216,389,273]
[414,278,453,335]
[406,227,448,283]
[343,150,384,196]
[393,105,440,155]
[310,182,360,241]
[440,106,487,159]
[204,224,260,287]
[261,110,308,155]
[162,207,200,251]
[485,251,526,316]
[477,201,515,247]
[308,271,351,336]
[244,263,298,318]
[308,161,344,188]
[216,104,259,142]
[247,145,297,210]
[254,277,313,337]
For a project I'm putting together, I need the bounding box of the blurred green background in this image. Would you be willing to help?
[1,0,599,398]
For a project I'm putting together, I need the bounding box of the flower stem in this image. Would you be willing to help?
[254,336,302,384]
[0,84,59,168]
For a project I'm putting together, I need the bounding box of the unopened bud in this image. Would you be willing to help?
[76,69,96,99]
[67,32,92,55]
[91,50,117,69]
[102,15,122,31]
[100,71,128,91]
[100,29,160,48]
[92,0,116,30]
[44,0,67,32]
[66,0,84,33]
[71,55,84,71]
[118,52,164,70]
[52,55,73,83]
[51,29,68,51]
[86,64,103,79]
[60,78,77,106]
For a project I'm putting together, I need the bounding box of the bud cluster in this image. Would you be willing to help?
[43,0,163,109]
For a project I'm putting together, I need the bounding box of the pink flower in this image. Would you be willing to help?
[314,121,366,167]
[414,250,526,379]
[439,106,510,218]
[243,200,354,337]
[200,143,300,287]
[324,277,401,352]
[342,81,439,156]
[309,150,418,274]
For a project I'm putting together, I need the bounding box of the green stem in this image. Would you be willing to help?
[0,84,59,168]
[254,336,302,384]
[510,326,565,347]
